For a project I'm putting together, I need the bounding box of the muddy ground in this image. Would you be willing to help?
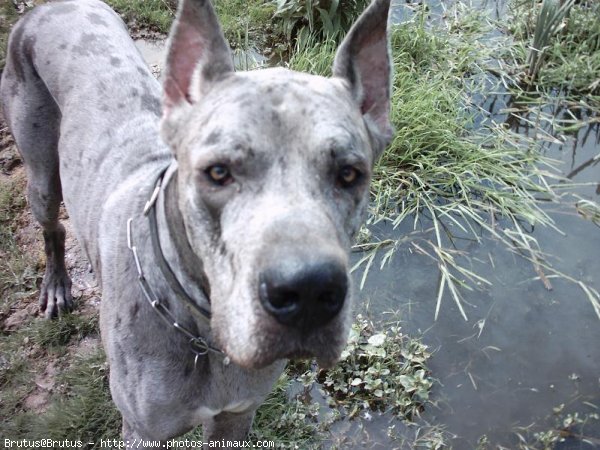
[0,107,103,414]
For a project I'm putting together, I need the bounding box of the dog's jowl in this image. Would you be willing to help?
[1,0,393,446]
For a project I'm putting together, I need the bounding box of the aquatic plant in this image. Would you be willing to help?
[510,0,600,94]
[273,0,369,44]
[576,197,600,227]
[525,0,575,81]
[317,314,432,420]
[513,405,600,449]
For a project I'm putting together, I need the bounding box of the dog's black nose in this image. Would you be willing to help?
[259,261,347,329]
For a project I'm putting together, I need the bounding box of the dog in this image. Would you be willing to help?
[1,0,393,446]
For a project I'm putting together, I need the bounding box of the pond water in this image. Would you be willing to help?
[134,39,165,70]
[135,2,599,446]
[134,39,267,77]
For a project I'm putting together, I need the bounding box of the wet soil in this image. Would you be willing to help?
[0,111,102,415]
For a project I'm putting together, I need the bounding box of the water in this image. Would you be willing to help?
[391,0,509,24]
[135,39,267,77]
[134,39,165,70]
[359,202,600,447]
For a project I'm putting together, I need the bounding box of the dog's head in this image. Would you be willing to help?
[160,0,393,369]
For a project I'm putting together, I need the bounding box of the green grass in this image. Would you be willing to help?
[0,0,21,70]
[272,0,368,46]
[104,0,175,33]
[525,0,576,81]
[214,0,279,50]
[0,314,103,442]
[0,328,36,425]
[287,35,336,74]
[12,350,122,449]
[105,0,279,50]
[0,174,40,319]
[368,23,559,319]
[31,313,99,350]
[509,0,600,94]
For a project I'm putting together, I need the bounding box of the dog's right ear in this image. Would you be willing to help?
[162,0,234,122]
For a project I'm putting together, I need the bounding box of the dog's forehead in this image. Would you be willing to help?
[235,67,349,103]
[186,68,368,158]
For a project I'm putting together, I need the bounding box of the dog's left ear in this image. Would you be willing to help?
[162,0,234,120]
[333,0,393,160]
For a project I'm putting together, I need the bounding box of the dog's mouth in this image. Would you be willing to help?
[224,345,343,371]
[215,313,349,371]
[284,349,340,369]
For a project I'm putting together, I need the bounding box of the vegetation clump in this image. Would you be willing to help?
[513,405,600,449]
[104,0,175,33]
[318,315,432,419]
[249,314,434,448]
[0,172,40,320]
[273,0,368,43]
[31,314,99,350]
[22,351,121,449]
[104,0,279,50]
[509,0,600,94]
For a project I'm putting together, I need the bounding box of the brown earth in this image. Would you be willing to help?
[0,109,102,414]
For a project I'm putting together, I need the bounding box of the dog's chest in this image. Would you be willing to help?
[193,399,255,421]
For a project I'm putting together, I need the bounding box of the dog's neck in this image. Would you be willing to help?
[155,162,212,330]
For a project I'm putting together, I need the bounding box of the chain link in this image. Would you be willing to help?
[126,217,230,366]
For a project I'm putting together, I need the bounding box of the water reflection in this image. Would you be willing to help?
[498,94,600,197]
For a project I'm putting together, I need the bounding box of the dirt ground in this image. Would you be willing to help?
[0,108,103,415]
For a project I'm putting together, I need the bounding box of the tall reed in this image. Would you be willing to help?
[526,0,575,81]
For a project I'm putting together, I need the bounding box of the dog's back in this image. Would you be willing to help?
[1,0,169,279]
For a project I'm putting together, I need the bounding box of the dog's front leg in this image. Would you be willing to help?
[123,419,167,450]
[202,410,255,446]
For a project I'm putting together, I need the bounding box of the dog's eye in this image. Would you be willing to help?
[206,165,233,186]
[338,166,361,188]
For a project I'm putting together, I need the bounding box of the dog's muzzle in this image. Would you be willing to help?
[258,259,347,330]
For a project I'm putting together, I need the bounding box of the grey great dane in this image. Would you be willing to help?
[1,0,393,446]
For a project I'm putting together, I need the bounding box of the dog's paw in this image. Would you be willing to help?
[39,269,74,319]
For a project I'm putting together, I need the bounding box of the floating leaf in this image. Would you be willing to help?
[368,333,386,347]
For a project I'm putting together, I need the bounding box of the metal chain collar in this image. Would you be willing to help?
[126,171,230,367]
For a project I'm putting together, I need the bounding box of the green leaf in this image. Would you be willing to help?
[367,333,386,347]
